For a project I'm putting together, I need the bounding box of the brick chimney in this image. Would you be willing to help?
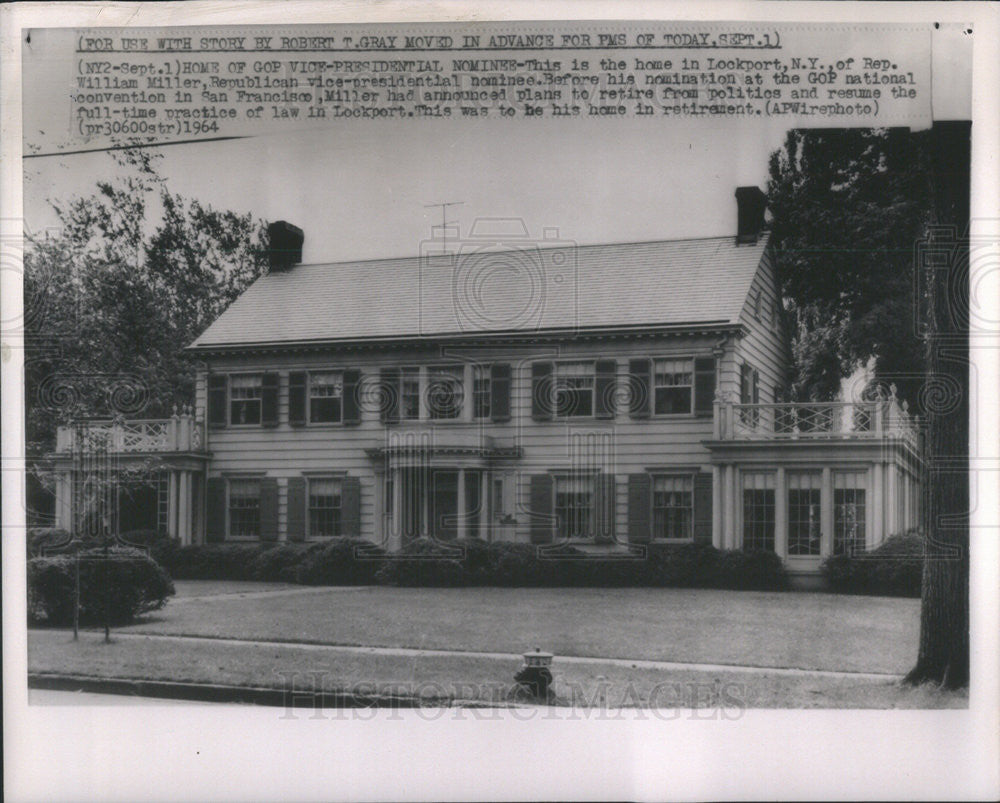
[734,186,767,244]
[266,221,304,271]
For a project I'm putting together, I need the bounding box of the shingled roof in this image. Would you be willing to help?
[189,234,769,351]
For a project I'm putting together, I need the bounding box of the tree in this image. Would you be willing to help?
[24,150,268,455]
[903,121,970,690]
[767,128,933,403]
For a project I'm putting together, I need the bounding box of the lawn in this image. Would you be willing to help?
[28,630,966,710]
[117,584,920,675]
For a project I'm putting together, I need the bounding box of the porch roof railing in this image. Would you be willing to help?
[714,392,920,449]
[55,407,206,454]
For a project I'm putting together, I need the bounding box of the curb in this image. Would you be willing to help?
[28,673,512,709]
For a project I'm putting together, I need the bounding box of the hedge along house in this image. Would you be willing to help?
[48,188,923,577]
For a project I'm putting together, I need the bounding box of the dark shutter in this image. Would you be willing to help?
[531,362,553,421]
[627,473,652,543]
[529,473,554,544]
[380,367,400,423]
[693,472,713,545]
[628,358,651,418]
[287,477,306,542]
[261,372,280,427]
[259,477,279,541]
[208,374,227,427]
[343,368,361,425]
[490,363,511,422]
[594,473,616,542]
[342,476,361,537]
[594,359,617,420]
[752,369,760,405]
[288,372,307,426]
[206,477,226,542]
[694,357,717,417]
[740,363,753,405]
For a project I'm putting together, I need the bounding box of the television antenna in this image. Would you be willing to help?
[424,200,464,242]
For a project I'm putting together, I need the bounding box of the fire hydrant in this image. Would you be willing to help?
[514,648,554,700]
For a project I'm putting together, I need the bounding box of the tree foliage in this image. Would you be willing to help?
[24,151,267,452]
[767,128,934,402]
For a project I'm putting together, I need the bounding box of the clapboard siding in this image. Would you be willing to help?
[734,248,790,402]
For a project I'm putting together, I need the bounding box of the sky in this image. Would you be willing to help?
[21,22,970,264]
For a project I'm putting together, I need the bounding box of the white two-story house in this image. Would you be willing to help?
[49,187,922,577]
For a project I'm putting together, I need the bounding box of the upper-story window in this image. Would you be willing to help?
[309,371,343,424]
[653,359,693,415]
[230,375,263,425]
[427,366,464,420]
[473,365,491,419]
[555,361,594,418]
[401,367,420,420]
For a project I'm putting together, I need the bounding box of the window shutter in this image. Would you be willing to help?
[380,367,400,423]
[208,374,227,427]
[206,477,226,542]
[342,476,361,537]
[343,369,361,425]
[259,478,279,541]
[752,369,760,405]
[529,473,554,544]
[287,477,306,542]
[628,358,651,418]
[594,359,617,420]
[288,372,307,426]
[627,473,652,543]
[740,363,752,405]
[694,357,717,417]
[693,472,713,545]
[261,373,280,427]
[490,363,511,422]
[594,473,616,542]
[531,362,553,421]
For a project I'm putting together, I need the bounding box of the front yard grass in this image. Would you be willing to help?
[115,584,921,675]
[28,630,966,709]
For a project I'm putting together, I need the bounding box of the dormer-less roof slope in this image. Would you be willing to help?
[189,234,769,351]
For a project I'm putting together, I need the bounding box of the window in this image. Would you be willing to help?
[652,475,693,540]
[492,477,504,519]
[384,476,393,516]
[309,371,343,423]
[787,472,822,556]
[554,362,594,418]
[834,471,867,555]
[427,366,464,419]
[752,289,762,320]
[473,365,491,419]
[308,477,342,537]
[555,475,593,539]
[401,367,420,420]
[742,472,775,551]
[228,479,260,537]
[230,375,262,425]
[654,359,693,415]
[739,363,760,427]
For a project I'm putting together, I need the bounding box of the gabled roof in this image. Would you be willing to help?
[189,234,769,351]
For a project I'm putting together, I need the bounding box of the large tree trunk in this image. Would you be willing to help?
[904,120,971,689]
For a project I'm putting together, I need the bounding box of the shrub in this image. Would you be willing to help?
[26,528,75,558]
[375,538,466,587]
[716,549,788,591]
[28,547,175,626]
[251,543,316,582]
[821,531,923,597]
[643,542,722,587]
[293,539,386,585]
[118,529,165,549]
[489,541,549,586]
[153,542,263,580]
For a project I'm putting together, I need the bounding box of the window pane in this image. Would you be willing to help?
[309,372,343,424]
[309,478,342,537]
[834,472,867,555]
[473,366,491,419]
[555,475,593,539]
[228,479,260,537]
[653,475,693,539]
[787,473,822,555]
[654,359,692,414]
[554,363,594,418]
[230,375,262,425]
[428,366,464,419]
[401,367,420,420]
